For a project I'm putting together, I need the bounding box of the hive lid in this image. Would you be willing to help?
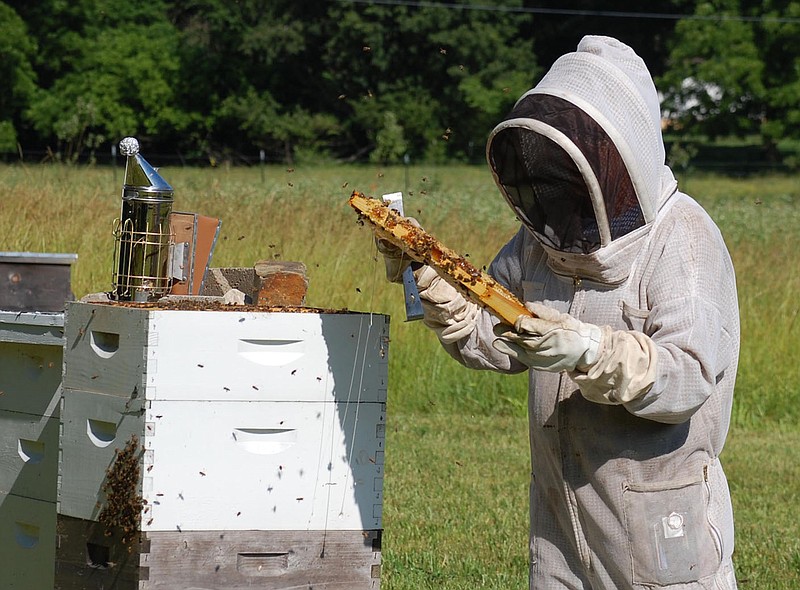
[0,252,78,265]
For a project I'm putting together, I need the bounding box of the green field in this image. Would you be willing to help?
[2,163,799,588]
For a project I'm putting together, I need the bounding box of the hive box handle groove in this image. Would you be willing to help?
[87,419,117,447]
[90,330,120,358]
[232,428,297,455]
[14,522,40,548]
[236,552,290,576]
[237,339,305,367]
[17,438,45,464]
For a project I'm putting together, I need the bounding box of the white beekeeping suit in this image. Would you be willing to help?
[390,36,740,589]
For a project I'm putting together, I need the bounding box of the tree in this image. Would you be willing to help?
[659,0,764,140]
[659,0,800,164]
[0,2,37,152]
[321,0,539,161]
[749,0,800,157]
[21,0,184,160]
[168,0,334,161]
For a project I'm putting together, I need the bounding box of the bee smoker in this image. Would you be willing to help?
[112,137,174,301]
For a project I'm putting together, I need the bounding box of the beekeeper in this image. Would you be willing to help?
[380,36,739,589]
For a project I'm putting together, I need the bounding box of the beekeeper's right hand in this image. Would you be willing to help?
[415,266,479,344]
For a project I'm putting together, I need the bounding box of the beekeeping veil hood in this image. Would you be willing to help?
[487,36,677,282]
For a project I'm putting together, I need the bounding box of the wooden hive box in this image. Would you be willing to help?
[0,310,66,589]
[55,301,388,589]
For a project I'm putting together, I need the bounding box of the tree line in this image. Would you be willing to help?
[2,0,800,166]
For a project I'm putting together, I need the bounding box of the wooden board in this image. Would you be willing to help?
[55,515,381,590]
[168,212,221,296]
[349,191,533,325]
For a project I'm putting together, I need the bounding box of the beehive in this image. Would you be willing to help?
[0,310,65,589]
[55,301,388,589]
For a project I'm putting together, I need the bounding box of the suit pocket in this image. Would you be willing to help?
[623,474,722,585]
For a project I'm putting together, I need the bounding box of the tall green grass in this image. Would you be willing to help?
[2,164,797,424]
[2,163,799,588]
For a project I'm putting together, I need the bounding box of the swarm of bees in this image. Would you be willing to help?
[98,434,145,547]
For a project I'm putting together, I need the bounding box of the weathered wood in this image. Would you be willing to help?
[62,303,148,398]
[168,213,222,296]
[1,493,57,589]
[0,339,63,415]
[0,411,59,501]
[0,253,77,313]
[142,528,381,589]
[54,515,142,590]
[55,517,381,590]
[0,310,64,346]
[255,261,308,307]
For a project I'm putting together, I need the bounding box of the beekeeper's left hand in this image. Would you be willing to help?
[492,302,603,373]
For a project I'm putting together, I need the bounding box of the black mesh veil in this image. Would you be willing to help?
[491,129,598,253]
[488,94,645,254]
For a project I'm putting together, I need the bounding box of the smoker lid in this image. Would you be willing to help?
[120,136,173,201]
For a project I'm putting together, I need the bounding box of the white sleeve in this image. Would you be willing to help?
[569,326,658,405]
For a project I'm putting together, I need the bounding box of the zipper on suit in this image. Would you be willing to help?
[562,274,593,572]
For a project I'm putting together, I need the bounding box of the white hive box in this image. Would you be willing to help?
[59,390,386,531]
[63,302,388,403]
[56,301,388,589]
[0,310,64,589]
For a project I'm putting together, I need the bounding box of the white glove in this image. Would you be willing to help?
[415,266,479,344]
[375,218,421,283]
[492,302,602,373]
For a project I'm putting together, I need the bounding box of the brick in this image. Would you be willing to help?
[255,261,308,307]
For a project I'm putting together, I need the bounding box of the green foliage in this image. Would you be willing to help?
[660,0,800,159]
[370,111,407,165]
[0,121,17,152]
[23,0,183,160]
[9,0,800,167]
[659,0,764,139]
[0,2,36,151]
[323,0,537,161]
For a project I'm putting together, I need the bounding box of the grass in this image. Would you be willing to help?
[2,163,799,587]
